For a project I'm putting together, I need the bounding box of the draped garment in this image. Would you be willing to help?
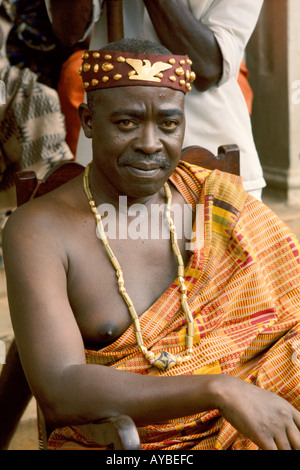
[48,162,300,450]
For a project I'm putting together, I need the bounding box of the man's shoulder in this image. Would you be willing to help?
[3,176,84,244]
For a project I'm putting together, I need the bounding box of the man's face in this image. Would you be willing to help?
[81,86,185,202]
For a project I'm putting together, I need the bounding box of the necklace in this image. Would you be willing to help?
[83,163,194,371]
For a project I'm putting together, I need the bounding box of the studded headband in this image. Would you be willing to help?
[79,49,196,94]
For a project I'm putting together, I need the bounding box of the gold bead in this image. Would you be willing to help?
[169,58,176,64]
[91,79,99,86]
[93,64,99,73]
[117,56,126,62]
[113,74,122,80]
[169,76,176,82]
[102,62,114,72]
[81,52,89,59]
[104,54,112,60]
[78,65,83,75]
[102,76,109,83]
[175,67,184,76]
[179,60,186,65]
[190,71,196,83]
[83,62,91,72]
[187,59,192,65]
[179,79,186,86]
[83,82,90,89]
[93,52,100,58]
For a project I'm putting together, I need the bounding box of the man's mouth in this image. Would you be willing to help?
[120,160,164,177]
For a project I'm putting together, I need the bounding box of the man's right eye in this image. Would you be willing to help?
[118,119,137,128]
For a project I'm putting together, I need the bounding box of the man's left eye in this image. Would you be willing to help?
[162,121,177,129]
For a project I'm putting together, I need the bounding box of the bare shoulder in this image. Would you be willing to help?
[2,175,86,263]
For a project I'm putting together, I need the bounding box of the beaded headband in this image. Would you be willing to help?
[79,49,196,94]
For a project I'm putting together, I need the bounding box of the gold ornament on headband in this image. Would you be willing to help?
[79,49,196,94]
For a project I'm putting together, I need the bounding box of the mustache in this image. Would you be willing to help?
[118,152,171,168]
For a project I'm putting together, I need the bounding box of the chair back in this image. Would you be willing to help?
[15,144,240,205]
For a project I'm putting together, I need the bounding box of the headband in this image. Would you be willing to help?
[79,49,196,94]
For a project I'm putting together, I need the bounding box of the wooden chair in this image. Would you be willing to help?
[12,144,239,450]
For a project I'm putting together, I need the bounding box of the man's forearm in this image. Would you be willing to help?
[49,0,93,46]
[143,0,223,90]
[43,364,221,428]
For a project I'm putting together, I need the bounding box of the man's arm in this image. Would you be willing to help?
[3,203,300,450]
[143,0,223,91]
[47,0,94,46]
[0,340,32,450]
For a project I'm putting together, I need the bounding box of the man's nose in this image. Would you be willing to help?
[132,123,163,155]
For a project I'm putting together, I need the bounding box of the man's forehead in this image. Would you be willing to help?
[91,85,185,112]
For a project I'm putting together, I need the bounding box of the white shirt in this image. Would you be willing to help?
[45,0,266,192]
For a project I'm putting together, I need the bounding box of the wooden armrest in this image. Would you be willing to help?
[38,405,141,450]
[80,415,141,450]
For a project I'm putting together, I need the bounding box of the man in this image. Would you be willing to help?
[45,0,266,200]
[2,38,300,450]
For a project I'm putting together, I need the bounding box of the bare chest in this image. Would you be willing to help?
[67,229,189,349]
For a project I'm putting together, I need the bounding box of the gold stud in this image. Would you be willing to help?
[93,52,100,58]
[83,62,91,72]
[91,79,99,86]
[185,70,190,80]
[187,59,192,65]
[82,52,89,59]
[83,82,90,89]
[169,58,176,64]
[102,62,114,72]
[117,56,126,62]
[156,72,163,78]
[186,83,192,92]
[175,67,184,76]
[190,71,196,83]
[102,76,109,82]
[93,64,99,73]
[179,60,186,65]
[104,54,112,60]
[128,70,136,77]
[179,79,186,86]
[169,76,176,82]
[78,65,83,75]
[113,74,122,80]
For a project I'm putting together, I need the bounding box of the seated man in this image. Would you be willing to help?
[2,38,300,451]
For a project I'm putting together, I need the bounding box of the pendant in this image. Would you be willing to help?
[150,351,178,371]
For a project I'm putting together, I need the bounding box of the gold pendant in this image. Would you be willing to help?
[150,351,178,371]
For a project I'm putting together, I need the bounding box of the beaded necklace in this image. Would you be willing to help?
[83,163,194,371]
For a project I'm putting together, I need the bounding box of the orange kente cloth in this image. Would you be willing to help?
[48,163,300,450]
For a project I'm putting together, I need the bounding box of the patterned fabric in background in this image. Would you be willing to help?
[0,56,73,192]
[5,0,72,88]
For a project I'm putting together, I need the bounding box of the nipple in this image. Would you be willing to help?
[98,321,118,342]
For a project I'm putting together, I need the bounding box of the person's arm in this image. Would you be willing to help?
[0,340,32,450]
[46,0,94,46]
[143,0,223,91]
[3,203,300,450]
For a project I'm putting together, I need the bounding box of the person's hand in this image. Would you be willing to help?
[215,375,300,450]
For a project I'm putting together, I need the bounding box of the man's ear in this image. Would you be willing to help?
[78,103,93,138]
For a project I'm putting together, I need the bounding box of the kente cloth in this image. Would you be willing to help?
[48,162,300,450]
[0,56,73,192]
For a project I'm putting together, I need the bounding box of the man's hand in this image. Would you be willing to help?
[49,0,93,46]
[214,375,300,450]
